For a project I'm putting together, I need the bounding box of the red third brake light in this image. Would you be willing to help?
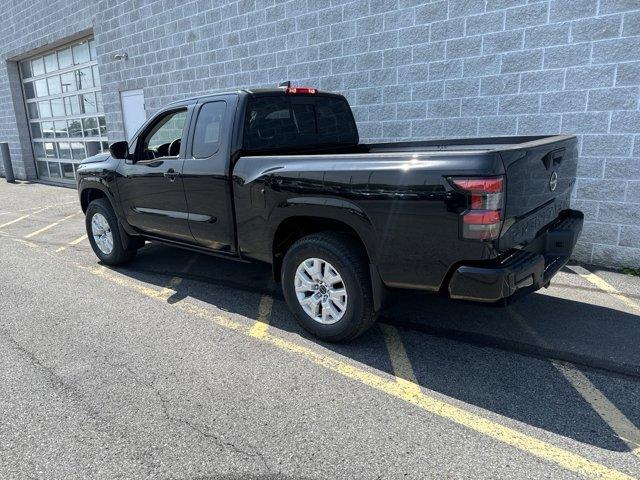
[285,86,317,94]
[449,176,505,241]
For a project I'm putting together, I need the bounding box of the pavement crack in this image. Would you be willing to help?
[155,390,272,473]
[0,329,84,401]
[101,357,272,474]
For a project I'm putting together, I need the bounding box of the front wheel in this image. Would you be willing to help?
[281,233,377,342]
[85,198,138,265]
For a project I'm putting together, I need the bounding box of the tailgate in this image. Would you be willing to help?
[497,135,578,251]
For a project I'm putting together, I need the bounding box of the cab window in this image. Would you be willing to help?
[140,109,187,160]
[192,101,226,159]
[244,95,358,153]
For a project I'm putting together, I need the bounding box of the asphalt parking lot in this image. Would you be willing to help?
[1,181,639,479]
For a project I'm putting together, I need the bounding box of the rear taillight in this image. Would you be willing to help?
[449,176,504,241]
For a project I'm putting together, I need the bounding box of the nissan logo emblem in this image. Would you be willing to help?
[549,171,558,191]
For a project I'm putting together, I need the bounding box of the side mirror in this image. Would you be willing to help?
[109,141,130,160]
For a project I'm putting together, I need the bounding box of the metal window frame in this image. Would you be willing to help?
[19,35,106,185]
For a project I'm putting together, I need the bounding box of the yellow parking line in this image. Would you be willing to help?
[566,265,640,314]
[13,201,77,213]
[156,254,198,301]
[259,331,635,480]
[69,233,88,245]
[0,214,32,229]
[15,238,38,248]
[90,265,168,299]
[9,237,638,479]
[0,202,78,228]
[157,276,184,299]
[510,309,640,458]
[24,212,79,239]
[77,263,636,479]
[248,295,274,338]
[56,234,88,252]
[0,206,49,229]
[380,324,421,396]
[553,361,640,458]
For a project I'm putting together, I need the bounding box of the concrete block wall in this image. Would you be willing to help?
[0,0,98,179]
[2,0,640,267]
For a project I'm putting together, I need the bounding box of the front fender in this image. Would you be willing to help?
[77,158,136,239]
[77,156,120,211]
[77,177,115,207]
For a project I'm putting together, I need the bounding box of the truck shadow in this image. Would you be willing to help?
[112,243,640,455]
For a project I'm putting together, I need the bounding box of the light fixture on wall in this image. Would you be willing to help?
[113,52,128,60]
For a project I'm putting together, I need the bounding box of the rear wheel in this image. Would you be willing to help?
[282,233,377,342]
[86,198,138,265]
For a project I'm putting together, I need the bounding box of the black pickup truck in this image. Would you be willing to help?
[77,85,583,341]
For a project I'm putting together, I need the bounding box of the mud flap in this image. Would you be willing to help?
[369,264,386,312]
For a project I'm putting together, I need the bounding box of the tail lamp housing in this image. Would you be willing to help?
[448,176,505,241]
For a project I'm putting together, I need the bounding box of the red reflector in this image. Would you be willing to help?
[452,177,503,193]
[286,87,317,94]
[462,210,501,225]
[470,193,483,209]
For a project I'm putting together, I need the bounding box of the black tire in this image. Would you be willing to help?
[281,232,377,342]
[85,198,138,266]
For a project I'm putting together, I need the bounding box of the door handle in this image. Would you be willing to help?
[163,168,180,181]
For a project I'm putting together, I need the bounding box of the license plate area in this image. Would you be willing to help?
[498,193,571,250]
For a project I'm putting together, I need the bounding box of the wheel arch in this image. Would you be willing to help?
[80,186,110,213]
[80,181,141,250]
[272,216,369,277]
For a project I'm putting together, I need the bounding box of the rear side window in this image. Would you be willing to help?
[192,101,226,158]
[244,95,358,152]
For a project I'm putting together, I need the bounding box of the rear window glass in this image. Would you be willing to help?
[244,95,358,152]
[192,101,226,158]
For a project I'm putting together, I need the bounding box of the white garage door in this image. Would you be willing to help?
[19,37,108,184]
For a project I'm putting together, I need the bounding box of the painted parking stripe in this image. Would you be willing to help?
[7,237,638,479]
[380,324,421,396]
[156,254,199,301]
[24,212,79,239]
[0,214,32,229]
[13,201,77,213]
[249,295,274,338]
[554,361,640,458]
[0,202,78,228]
[0,206,50,229]
[566,265,640,314]
[56,234,88,252]
[69,233,88,245]
[251,331,636,480]
[76,263,638,479]
[91,265,168,299]
[510,309,640,458]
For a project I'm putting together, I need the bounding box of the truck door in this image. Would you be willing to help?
[117,106,194,243]
[181,96,237,253]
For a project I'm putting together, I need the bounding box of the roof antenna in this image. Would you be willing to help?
[278,81,291,88]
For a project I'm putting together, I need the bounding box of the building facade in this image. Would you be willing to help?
[1,0,639,267]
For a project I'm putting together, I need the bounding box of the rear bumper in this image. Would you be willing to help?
[447,209,584,303]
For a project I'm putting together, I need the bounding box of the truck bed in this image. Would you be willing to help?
[366,135,575,153]
[233,134,578,292]
[239,135,574,157]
